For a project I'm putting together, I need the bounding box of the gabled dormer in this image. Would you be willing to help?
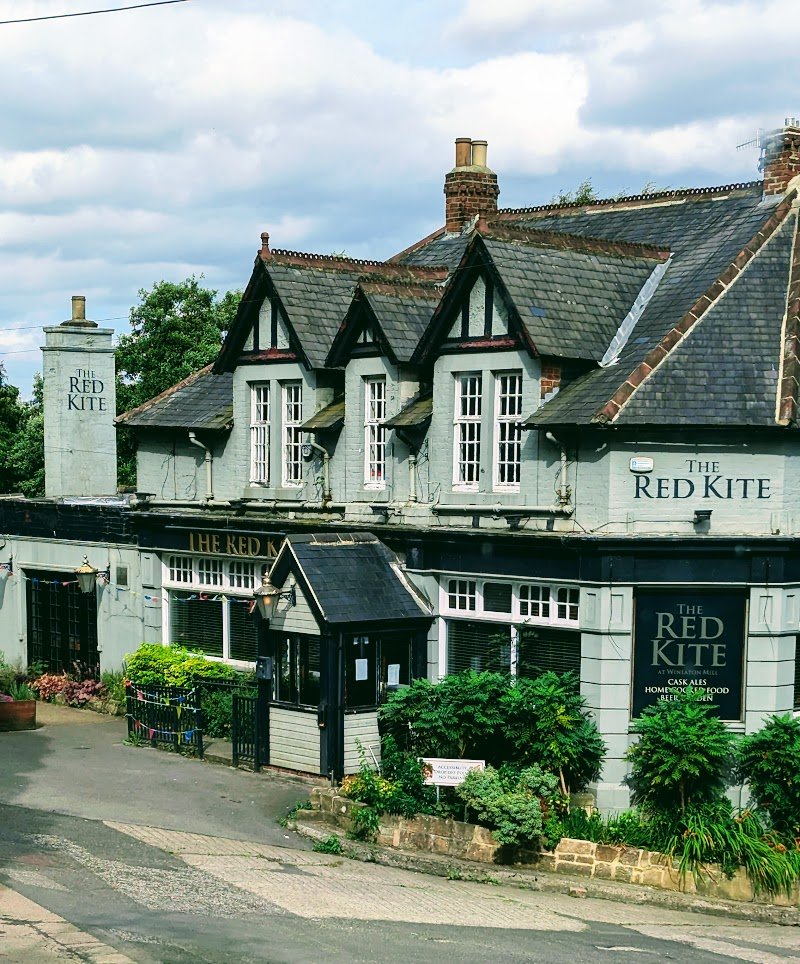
[326,272,446,506]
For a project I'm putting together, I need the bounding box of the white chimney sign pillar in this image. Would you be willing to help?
[42,296,117,498]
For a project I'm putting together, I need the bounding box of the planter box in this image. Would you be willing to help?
[0,699,37,731]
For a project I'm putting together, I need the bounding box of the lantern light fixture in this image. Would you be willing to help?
[253,574,296,623]
[0,556,13,577]
[75,556,98,593]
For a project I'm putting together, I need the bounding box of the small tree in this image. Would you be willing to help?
[626,687,736,813]
[5,374,44,497]
[735,714,800,840]
[504,671,605,796]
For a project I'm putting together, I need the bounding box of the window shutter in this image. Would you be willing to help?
[169,592,223,656]
[229,602,258,661]
[447,620,511,675]
[518,627,580,679]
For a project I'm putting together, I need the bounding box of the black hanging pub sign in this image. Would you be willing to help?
[632,590,746,721]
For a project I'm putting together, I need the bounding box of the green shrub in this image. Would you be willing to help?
[457,764,562,848]
[379,671,509,761]
[100,670,126,707]
[9,680,36,700]
[202,690,236,738]
[379,670,605,794]
[626,686,736,813]
[124,643,240,688]
[313,834,344,855]
[504,671,605,794]
[735,714,800,841]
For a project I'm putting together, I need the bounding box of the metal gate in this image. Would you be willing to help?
[26,569,99,675]
[232,692,269,770]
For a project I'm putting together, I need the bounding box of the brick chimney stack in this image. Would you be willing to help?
[444,137,499,233]
[762,118,800,195]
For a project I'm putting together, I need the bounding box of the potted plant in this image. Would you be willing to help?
[0,681,37,731]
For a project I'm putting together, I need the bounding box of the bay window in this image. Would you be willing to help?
[453,373,482,488]
[282,382,303,486]
[364,377,387,487]
[250,383,270,484]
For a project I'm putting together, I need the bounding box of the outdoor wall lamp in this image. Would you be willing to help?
[75,556,111,593]
[693,509,713,524]
[0,556,13,577]
[253,574,296,622]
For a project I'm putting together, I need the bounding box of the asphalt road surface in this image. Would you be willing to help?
[2,704,800,963]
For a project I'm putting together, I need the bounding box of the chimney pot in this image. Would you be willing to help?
[72,295,86,321]
[471,139,488,168]
[444,137,499,232]
[454,137,472,168]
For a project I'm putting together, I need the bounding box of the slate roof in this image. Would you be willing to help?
[360,283,442,363]
[481,236,663,361]
[396,232,470,269]
[301,399,345,431]
[271,532,432,626]
[384,392,433,428]
[116,366,233,431]
[265,261,361,369]
[514,186,791,425]
[613,213,796,426]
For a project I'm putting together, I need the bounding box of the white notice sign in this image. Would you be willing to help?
[387,663,400,686]
[421,758,485,787]
[354,659,368,681]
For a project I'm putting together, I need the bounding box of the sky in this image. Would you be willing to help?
[0,0,795,395]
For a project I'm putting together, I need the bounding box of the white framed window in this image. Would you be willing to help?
[520,585,550,619]
[228,561,256,589]
[556,587,580,622]
[250,383,270,485]
[448,579,477,611]
[364,377,387,487]
[163,553,272,664]
[197,558,224,587]
[440,579,578,627]
[453,373,482,489]
[494,372,522,490]
[282,382,303,486]
[169,555,193,584]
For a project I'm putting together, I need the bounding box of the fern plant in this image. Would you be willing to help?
[626,686,735,813]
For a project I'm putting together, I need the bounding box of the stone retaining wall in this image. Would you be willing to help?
[309,789,799,906]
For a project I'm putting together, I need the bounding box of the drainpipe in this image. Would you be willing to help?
[304,439,332,504]
[408,452,418,503]
[545,431,570,507]
[188,432,213,502]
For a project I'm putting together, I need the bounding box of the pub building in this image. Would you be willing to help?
[3,125,800,809]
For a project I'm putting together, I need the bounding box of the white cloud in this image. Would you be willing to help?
[0,0,791,393]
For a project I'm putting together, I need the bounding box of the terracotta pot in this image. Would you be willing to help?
[0,699,37,731]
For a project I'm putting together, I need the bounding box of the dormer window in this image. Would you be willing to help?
[282,382,304,486]
[250,383,270,485]
[494,371,522,490]
[453,373,482,490]
[364,377,387,488]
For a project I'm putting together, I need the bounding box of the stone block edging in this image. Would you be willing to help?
[309,788,799,907]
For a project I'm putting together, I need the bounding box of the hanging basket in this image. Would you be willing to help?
[0,699,36,731]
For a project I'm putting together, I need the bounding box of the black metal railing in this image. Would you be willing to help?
[125,683,204,758]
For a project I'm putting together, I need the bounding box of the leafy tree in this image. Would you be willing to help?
[504,671,605,795]
[116,277,240,486]
[626,687,736,813]
[551,178,600,205]
[0,364,24,492]
[2,373,44,497]
[735,714,800,840]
